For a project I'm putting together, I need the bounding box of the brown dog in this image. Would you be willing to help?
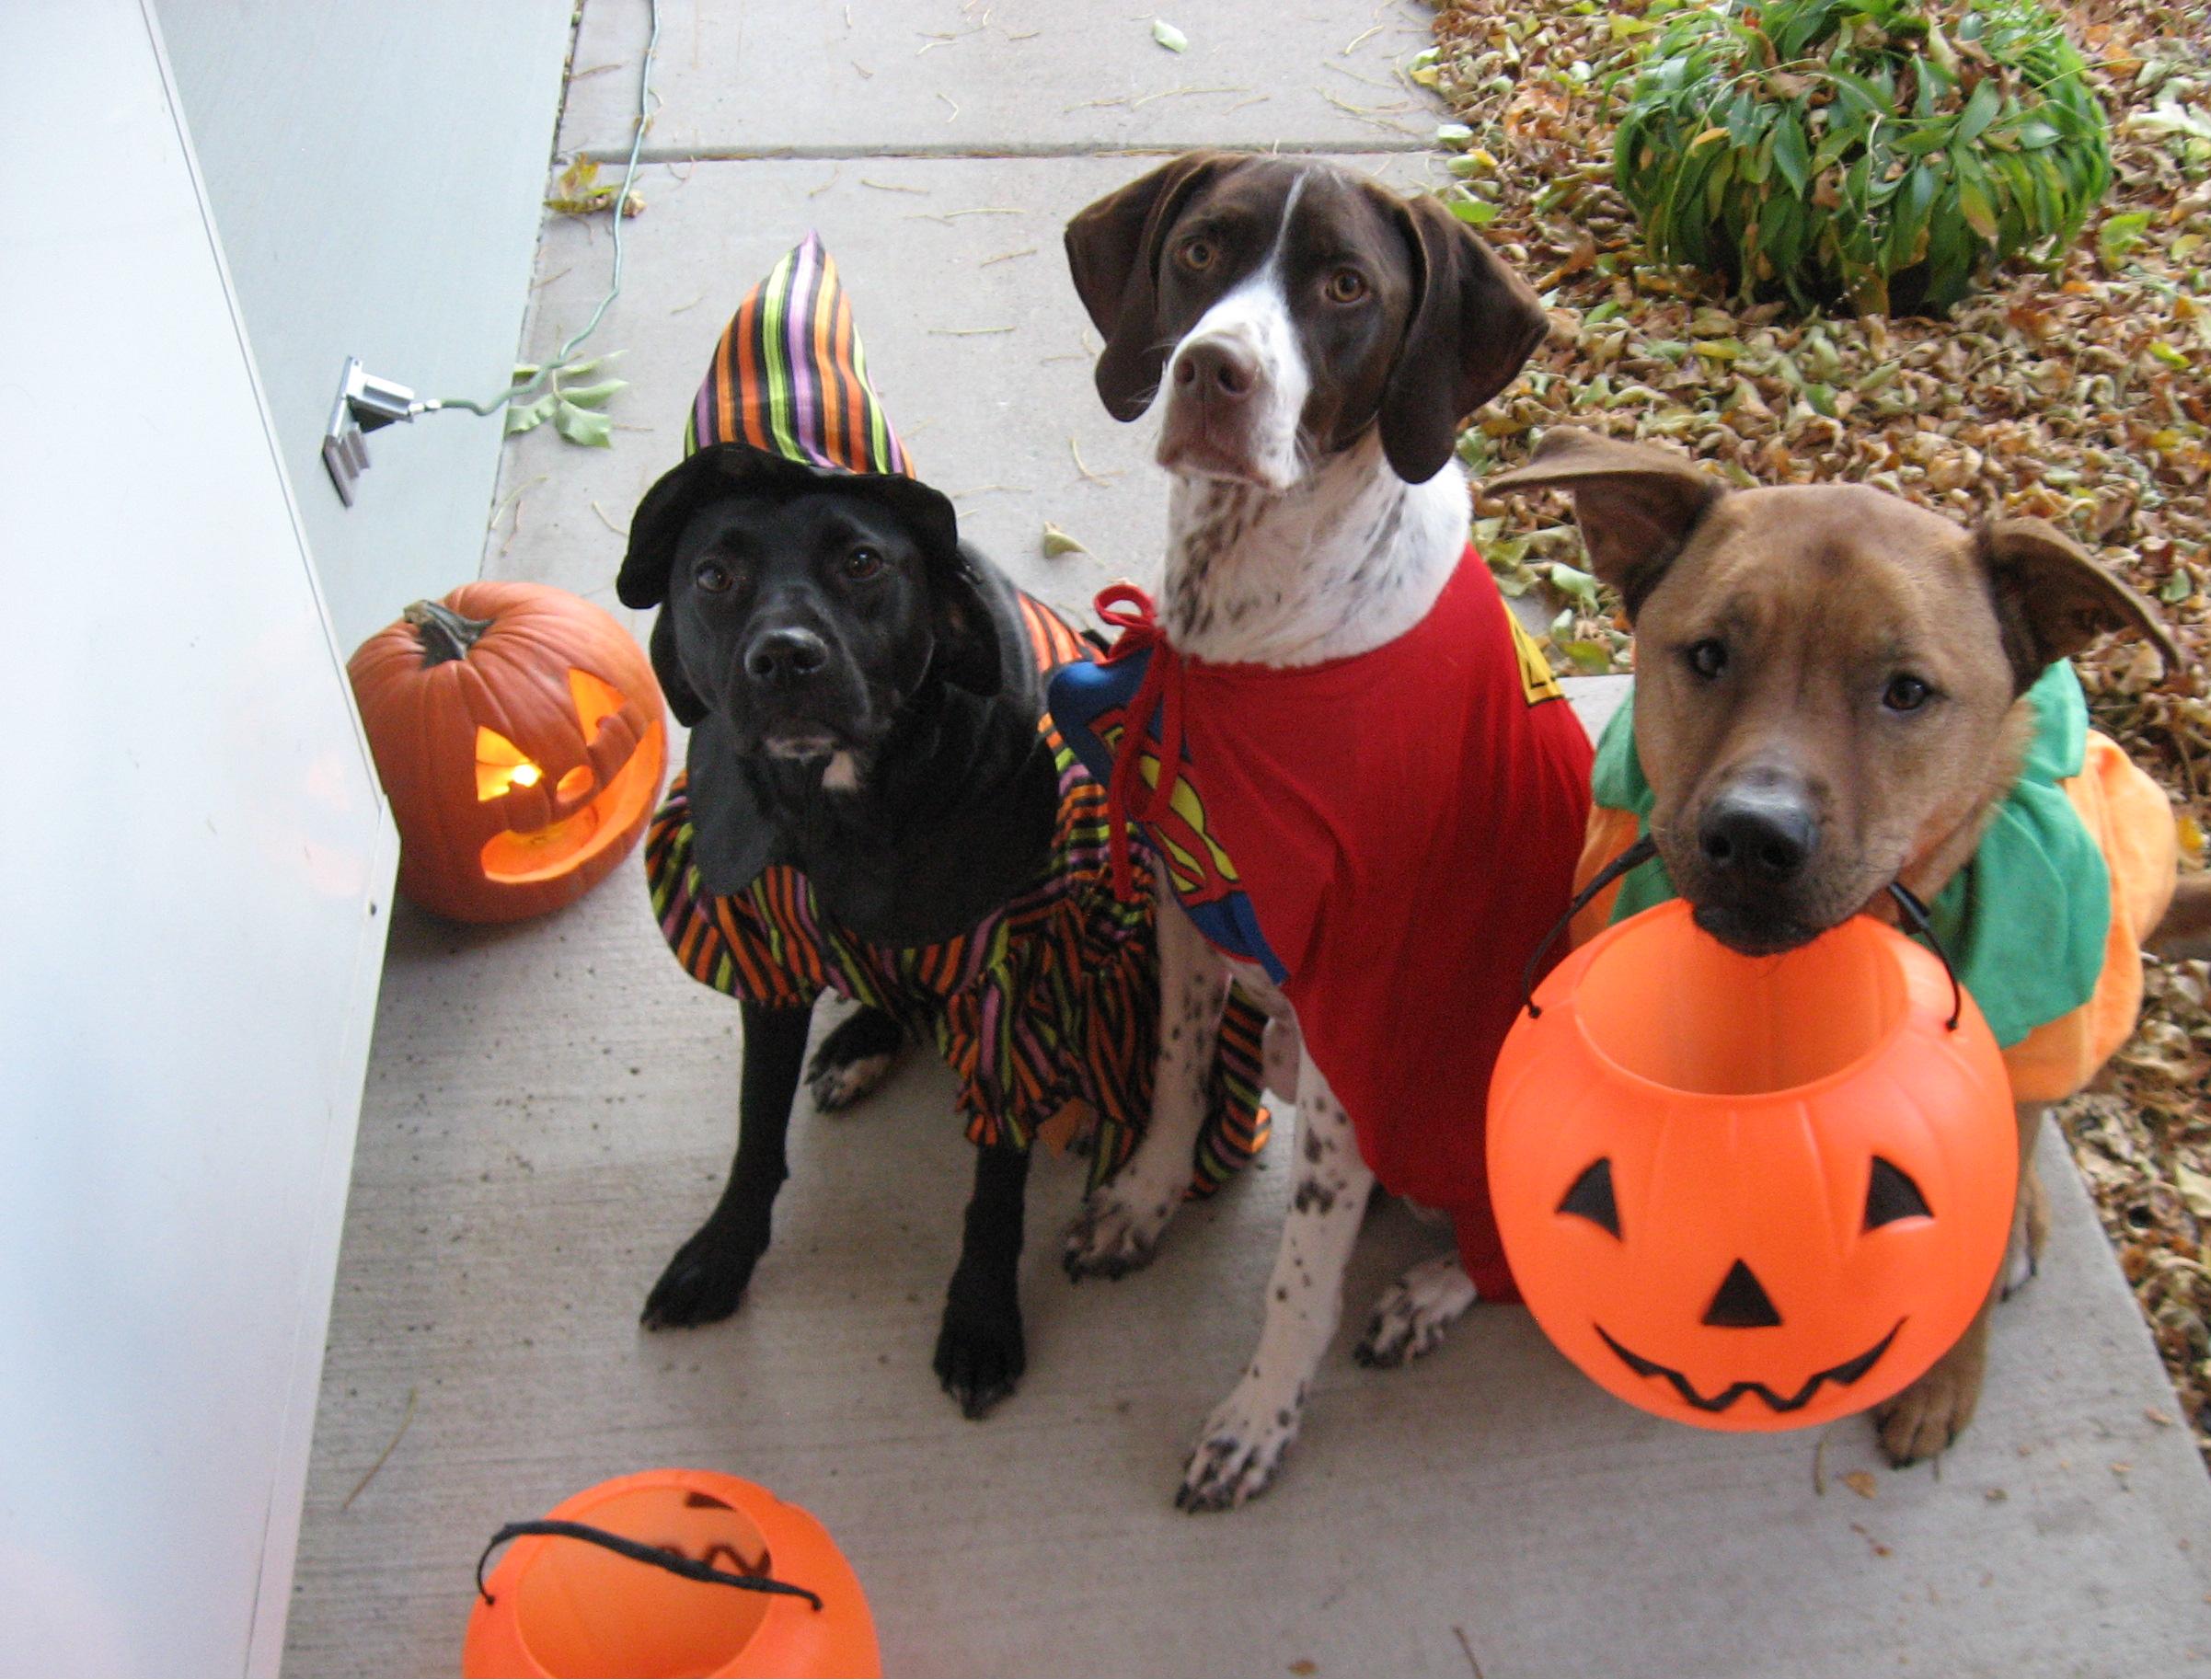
[1490,427,2204,1463]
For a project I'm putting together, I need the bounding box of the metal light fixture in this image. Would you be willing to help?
[321,356,446,506]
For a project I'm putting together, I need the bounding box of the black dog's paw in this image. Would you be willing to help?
[641,1215,768,1329]
[933,1283,1025,1419]
[806,1007,905,1112]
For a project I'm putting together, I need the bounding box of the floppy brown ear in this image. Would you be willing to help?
[1374,192,1548,484]
[1484,428,1726,617]
[1978,517,2183,693]
[1065,150,1243,421]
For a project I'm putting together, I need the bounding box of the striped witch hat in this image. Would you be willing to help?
[683,233,912,475]
[618,234,955,611]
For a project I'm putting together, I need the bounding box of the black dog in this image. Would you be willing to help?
[620,466,1087,1415]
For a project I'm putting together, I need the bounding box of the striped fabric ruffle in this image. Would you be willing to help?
[644,595,1272,1196]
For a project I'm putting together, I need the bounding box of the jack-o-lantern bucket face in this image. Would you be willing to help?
[1490,902,2017,1432]
[350,582,667,924]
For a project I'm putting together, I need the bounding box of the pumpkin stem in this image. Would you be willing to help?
[404,599,494,666]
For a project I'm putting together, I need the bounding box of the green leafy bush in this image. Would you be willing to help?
[1613,0,2111,315]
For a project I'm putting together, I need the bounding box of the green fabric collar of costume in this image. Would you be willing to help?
[1588,661,2111,1048]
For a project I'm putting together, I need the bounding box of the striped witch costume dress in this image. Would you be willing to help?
[635,235,1271,1191]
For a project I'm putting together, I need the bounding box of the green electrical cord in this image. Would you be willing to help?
[434,0,662,419]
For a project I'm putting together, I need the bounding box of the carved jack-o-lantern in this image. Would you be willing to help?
[349,581,666,924]
[1490,901,2017,1432]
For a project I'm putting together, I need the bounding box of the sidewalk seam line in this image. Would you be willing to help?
[576,139,1431,164]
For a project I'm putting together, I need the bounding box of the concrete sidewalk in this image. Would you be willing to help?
[284,2,2211,1674]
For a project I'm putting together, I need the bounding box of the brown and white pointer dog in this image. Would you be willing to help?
[1056,152,1551,1507]
[1489,428,2207,1465]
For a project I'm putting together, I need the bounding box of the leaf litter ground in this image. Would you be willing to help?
[1428,0,2211,1462]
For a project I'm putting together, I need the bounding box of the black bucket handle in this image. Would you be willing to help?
[475,1519,823,1611]
[1520,834,1963,1031]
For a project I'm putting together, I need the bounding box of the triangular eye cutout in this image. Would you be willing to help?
[475,727,540,800]
[1558,1158,1620,1238]
[568,668,629,742]
[1864,1156,1932,1230]
[1702,1259,1782,1328]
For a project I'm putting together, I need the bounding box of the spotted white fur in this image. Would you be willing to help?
[1178,998,1372,1510]
[1356,1249,1480,1368]
[1259,1014,1301,1105]
[1158,177,1311,492]
[1064,882,1231,1278]
[1160,435,1469,667]
[1071,163,1489,1510]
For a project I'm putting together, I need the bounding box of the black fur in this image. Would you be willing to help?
[935,1143,1031,1418]
[641,998,810,1329]
[660,489,1054,944]
[639,481,1058,1413]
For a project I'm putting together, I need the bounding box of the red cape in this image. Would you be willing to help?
[1057,552,1592,1298]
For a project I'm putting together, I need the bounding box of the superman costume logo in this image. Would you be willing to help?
[1507,611,1563,705]
[1050,650,1288,983]
[1045,558,1595,1302]
[1088,703,1238,903]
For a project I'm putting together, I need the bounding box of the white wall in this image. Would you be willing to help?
[155,0,576,654]
[0,4,398,1672]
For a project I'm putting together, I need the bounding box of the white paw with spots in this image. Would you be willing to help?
[1356,1251,1478,1367]
[1177,1372,1304,1511]
[1064,1172,1180,1280]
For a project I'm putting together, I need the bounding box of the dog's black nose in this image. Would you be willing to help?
[744,626,829,686]
[1174,338,1257,401]
[1699,780,1817,882]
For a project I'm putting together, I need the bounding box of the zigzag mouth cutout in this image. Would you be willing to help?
[1595,1320,1905,1414]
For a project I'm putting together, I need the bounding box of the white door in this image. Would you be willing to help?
[0,4,397,1671]
[153,0,574,653]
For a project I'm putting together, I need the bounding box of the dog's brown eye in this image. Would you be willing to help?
[843,547,885,581]
[1686,639,1727,680]
[1325,268,1367,304]
[695,559,734,594]
[1178,236,1217,272]
[1883,674,1931,713]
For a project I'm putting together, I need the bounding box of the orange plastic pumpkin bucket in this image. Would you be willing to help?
[463,1470,879,1678]
[1490,900,2017,1432]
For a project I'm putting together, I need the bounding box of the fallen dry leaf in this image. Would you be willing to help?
[545,155,643,218]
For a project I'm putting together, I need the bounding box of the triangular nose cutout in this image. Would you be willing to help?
[1702,1260,1782,1328]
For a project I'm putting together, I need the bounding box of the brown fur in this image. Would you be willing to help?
[1065,151,1547,486]
[1491,431,2180,955]
[1490,427,2190,1465]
